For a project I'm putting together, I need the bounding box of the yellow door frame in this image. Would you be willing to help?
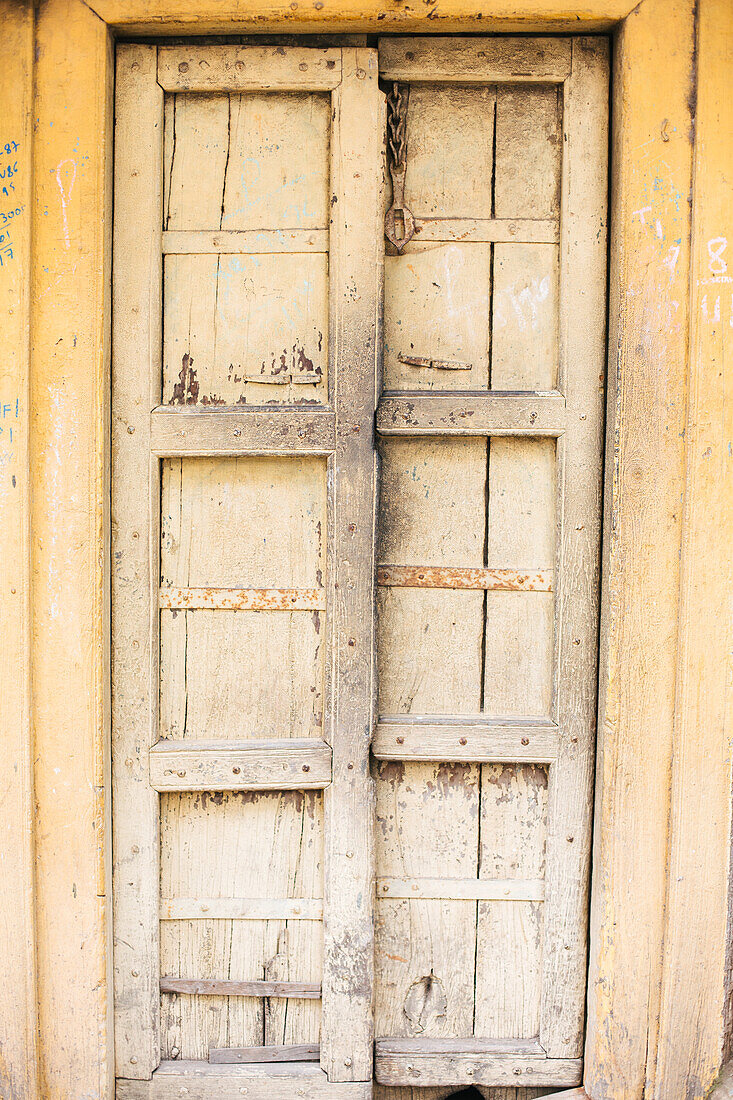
[0,1,731,1098]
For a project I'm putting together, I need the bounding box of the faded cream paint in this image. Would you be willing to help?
[0,1,731,1098]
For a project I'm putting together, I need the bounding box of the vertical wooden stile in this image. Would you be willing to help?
[112,44,162,1080]
[321,46,382,1084]
[540,37,609,1058]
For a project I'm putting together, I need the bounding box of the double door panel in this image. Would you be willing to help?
[112,36,608,1098]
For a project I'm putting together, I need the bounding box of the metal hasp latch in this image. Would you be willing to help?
[384,81,415,253]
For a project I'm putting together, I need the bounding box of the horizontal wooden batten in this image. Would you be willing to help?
[149,738,332,791]
[378,565,552,592]
[377,877,545,901]
[375,1038,582,1089]
[412,217,558,244]
[372,717,559,763]
[209,1044,320,1064]
[116,1062,372,1100]
[150,408,336,456]
[160,978,321,999]
[162,229,329,254]
[379,37,572,83]
[158,46,343,91]
[159,587,326,612]
[376,393,566,436]
[161,897,324,921]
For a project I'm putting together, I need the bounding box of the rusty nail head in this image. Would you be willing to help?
[178,62,189,73]
[459,737,467,746]
[396,736,404,744]
[348,638,356,647]
[521,737,529,746]
[302,764,310,772]
[232,766,240,774]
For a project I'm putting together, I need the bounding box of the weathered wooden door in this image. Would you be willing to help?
[111,36,608,1099]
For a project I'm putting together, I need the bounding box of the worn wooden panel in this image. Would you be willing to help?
[162,90,330,405]
[377,437,486,715]
[483,438,556,717]
[159,456,325,740]
[491,83,561,391]
[164,91,330,231]
[491,244,559,391]
[474,765,548,1038]
[163,253,329,406]
[374,762,480,1038]
[160,789,323,1058]
[384,243,491,391]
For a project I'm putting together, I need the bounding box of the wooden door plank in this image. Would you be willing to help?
[376,394,566,436]
[158,45,343,91]
[162,229,329,254]
[151,408,336,457]
[411,218,558,245]
[161,898,324,921]
[209,1043,320,1063]
[372,718,559,763]
[149,738,332,791]
[379,37,572,83]
[118,1062,373,1100]
[112,43,163,1080]
[320,46,382,1083]
[375,1049,582,1089]
[539,37,609,1059]
[160,979,321,998]
[376,877,545,901]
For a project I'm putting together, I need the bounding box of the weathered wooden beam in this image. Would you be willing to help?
[372,717,559,763]
[161,897,324,921]
[376,877,545,901]
[160,978,321,998]
[158,45,343,91]
[375,1037,582,1088]
[376,393,566,436]
[149,738,332,791]
[209,1044,321,1064]
[379,36,572,81]
[116,1061,373,1100]
[410,217,558,244]
[162,229,329,254]
[150,407,336,456]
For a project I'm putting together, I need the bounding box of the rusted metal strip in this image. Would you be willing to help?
[209,1044,321,1064]
[159,586,326,611]
[377,565,553,592]
[160,978,321,999]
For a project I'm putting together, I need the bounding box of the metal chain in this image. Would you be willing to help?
[386,81,409,169]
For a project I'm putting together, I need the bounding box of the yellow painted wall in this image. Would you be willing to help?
[0,2,731,1098]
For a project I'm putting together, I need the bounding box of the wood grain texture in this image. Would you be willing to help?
[655,1,733,1095]
[30,3,114,1097]
[158,46,343,91]
[585,3,696,1096]
[0,4,38,1099]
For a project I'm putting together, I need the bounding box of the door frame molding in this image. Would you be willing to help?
[1,1,731,1098]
